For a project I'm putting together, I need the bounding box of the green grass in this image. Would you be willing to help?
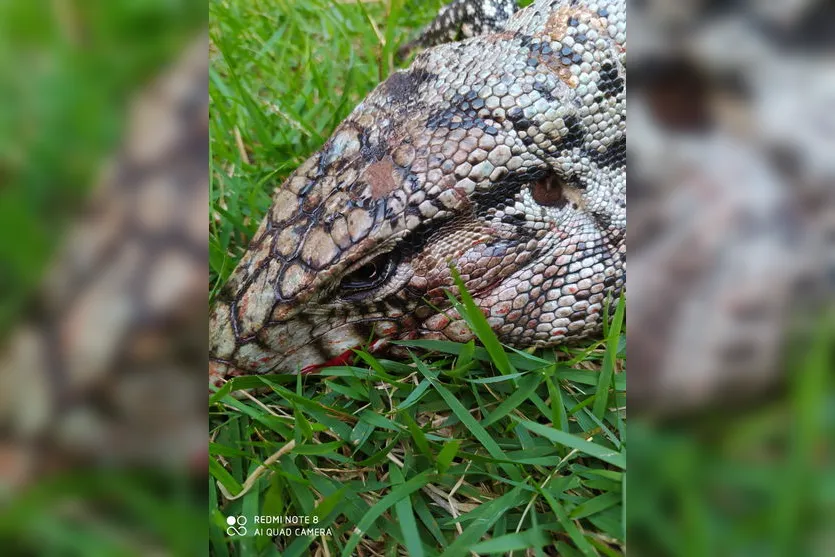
[209,0,626,554]
[628,315,835,556]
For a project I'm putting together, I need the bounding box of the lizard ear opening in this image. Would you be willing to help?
[531,174,567,208]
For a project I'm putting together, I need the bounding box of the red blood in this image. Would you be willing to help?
[300,348,357,374]
[300,339,389,374]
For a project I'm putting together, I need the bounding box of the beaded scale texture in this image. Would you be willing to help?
[210,0,626,385]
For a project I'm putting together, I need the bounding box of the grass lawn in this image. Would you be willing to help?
[208,1,626,555]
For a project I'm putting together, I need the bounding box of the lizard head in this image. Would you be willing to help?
[210,0,625,386]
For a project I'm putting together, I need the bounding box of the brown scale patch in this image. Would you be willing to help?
[542,7,573,41]
[480,31,516,44]
[539,6,608,89]
[361,157,400,199]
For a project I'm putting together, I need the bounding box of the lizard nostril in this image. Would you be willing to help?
[531,175,567,208]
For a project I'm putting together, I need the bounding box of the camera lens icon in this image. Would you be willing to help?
[226,515,248,536]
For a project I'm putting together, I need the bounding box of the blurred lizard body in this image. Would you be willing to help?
[1,35,208,473]
[210,0,626,385]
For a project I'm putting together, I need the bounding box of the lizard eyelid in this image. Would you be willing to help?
[338,251,400,300]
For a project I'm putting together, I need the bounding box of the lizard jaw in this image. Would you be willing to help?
[209,318,391,386]
[209,337,391,389]
[299,338,389,374]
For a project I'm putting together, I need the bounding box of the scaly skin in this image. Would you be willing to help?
[398,0,519,59]
[210,0,626,386]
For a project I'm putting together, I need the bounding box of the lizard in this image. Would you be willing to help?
[209,0,626,387]
[396,0,519,60]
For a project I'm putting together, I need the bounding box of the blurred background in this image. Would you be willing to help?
[628,0,834,554]
[0,0,207,554]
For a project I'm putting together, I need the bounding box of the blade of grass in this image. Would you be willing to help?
[413,354,522,482]
[515,419,625,470]
[448,266,515,375]
[341,470,434,557]
[592,294,625,419]
[391,464,426,557]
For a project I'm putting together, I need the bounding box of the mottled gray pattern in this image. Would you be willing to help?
[210,0,626,385]
[398,0,519,59]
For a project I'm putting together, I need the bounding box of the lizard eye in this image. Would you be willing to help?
[339,252,399,298]
[531,174,567,208]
